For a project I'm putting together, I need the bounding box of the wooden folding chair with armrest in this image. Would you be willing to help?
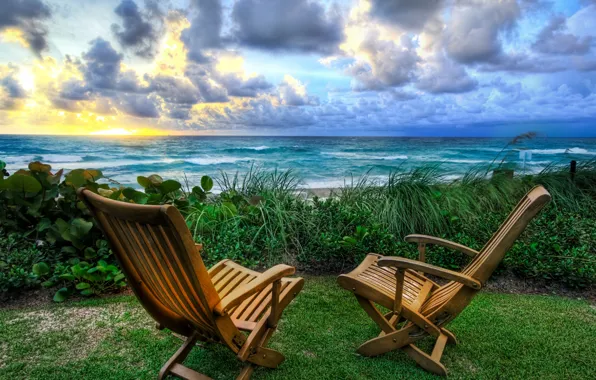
[338,186,551,375]
[78,188,304,380]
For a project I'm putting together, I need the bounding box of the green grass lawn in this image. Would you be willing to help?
[1,276,595,379]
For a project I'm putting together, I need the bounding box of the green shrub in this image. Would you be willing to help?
[1,157,595,301]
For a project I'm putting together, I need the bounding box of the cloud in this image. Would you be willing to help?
[148,74,201,104]
[368,0,444,31]
[417,55,478,94]
[111,0,165,58]
[278,75,317,106]
[445,0,520,64]
[231,0,344,54]
[533,16,593,55]
[82,38,146,92]
[59,79,91,100]
[117,93,160,118]
[217,73,272,97]
[0,0,52,56]
[82,38,124,89]
[181,0,223,62]
[0,68,26,110]
[347,33,419,91]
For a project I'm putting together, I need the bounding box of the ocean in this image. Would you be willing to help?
[1,136,595,189]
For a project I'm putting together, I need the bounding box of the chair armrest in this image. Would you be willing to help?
[405,234,479,258]
[377,257,482,289]
[214,264,295,316]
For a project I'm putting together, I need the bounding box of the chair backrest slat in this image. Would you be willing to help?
[79,189,222,339]
[421,186,551,319]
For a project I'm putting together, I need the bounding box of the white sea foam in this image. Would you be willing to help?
[441,159,485,164]
[40,154,85,163]
[323,152,408,160]
[185,156,246,165]
[530,147,595,155]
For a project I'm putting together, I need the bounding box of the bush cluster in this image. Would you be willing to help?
[1,158,595,302]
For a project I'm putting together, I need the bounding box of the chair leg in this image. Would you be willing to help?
[357,324,418,357]
[402,333,449,376]
[441,328,458,345]
[236,364,254,380]
[159,332,213,380]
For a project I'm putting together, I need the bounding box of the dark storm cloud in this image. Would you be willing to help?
[532,16,593,55]
[417,56,478,94]
[59,79,91,100]
[369,0,444,31]
[111,0,164,58]
[445,0,520,64]
[148,74,201,105]
[217,73,272,98]
[348,34,419,91]
[0,70,26,110]
[231,0,344,54]
[181,0,223,62]
[0,0,52,56]
[117,94,160,118]
[82,38,124,89]
[81,38,147,93]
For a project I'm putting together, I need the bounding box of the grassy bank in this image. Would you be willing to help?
[1,277,595,379]
[1,158,596,302]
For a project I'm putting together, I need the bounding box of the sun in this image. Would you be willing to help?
[90,128,135,136]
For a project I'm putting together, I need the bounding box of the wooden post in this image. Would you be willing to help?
[268,280,280,327]
[394,269,405,315]
[570,160,577,181]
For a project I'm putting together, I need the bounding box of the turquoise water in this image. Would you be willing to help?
[1,136,595,188]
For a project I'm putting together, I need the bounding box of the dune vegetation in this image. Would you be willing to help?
[1,155,595,302]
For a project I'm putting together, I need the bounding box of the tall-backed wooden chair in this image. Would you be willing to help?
[78,189,304,380]
[338,186,550,376]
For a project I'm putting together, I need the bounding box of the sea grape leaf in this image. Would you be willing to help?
[123,187,149,204]
[1,174,42,194]
[201,175,213,192]
[28,161,52,173]
[160,180,181,194]
[147,174,163,186]
[32,262,50,276]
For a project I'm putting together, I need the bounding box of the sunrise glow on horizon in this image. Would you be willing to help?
[1,0,596,137]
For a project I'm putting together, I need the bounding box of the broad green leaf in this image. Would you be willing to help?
[137,176,152,188]
[0,160,5,171]
[65,169,104,187]
[70,218,93,238]
[84,247,97,259]
[37,218,52,232]
[147,174,163,186]
[76,282,91,290]
[47,169,63,185]
[201,175,214,192]
[160,179,182,194]
[80,289,94,296]
[122,187,149,204]
[97,188,113,197]
[53,288,69,302]
[28,161,52,173]
[222,202,238,217]
[1,174,42,194]
[32,262,50,276]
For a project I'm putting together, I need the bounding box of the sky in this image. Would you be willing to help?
[0,0,596,136]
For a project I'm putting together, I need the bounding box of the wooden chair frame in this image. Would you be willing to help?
[338,186,551,376]
[78,189,304,380]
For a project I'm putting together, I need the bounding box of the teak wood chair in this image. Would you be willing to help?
[338,186,550,376]
[78,189,304,380]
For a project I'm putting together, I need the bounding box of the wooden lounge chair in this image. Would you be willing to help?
[78,189,304,380]
[338,186,550,376]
